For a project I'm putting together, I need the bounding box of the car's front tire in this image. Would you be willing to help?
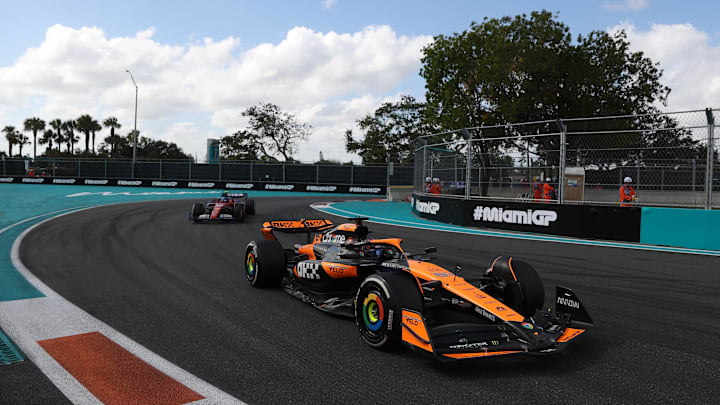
[245,199,256,215]
[354,272,423,350]
[487,256,545,317]
[245,240,286,287]
[191,203,204,221]
[233,203,246,221]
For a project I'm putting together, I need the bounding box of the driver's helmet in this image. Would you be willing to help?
[220,196,231,203]
[221,190,230,197]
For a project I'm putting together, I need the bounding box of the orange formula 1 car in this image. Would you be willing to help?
[244,217,593,360]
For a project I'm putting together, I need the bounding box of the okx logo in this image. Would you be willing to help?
[296,262,321,280]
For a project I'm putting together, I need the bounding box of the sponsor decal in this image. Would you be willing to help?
[403,313,420,326]
[22,177,45,183]
[382,262,408,271]
[66,191,217,197]
[472,206,557,227]
[0,177,14,183]
[432,271,450,278]
[188,182,215,188]
[474,306,496,322]
[521,322,534,330]
[557,296,580,309]
[306,185,337,192]
[326,265,347,275]
[265,184,294,191]
[387,309,394,331]
[226,183,254,189]
[84,179,108,185]
[416,200,440,215]
[349,186,382,194]
[321,233,346,243]
[296,262,321,280]
[53,178,77,184]
[117,180,142,186]
[449,342,489,350]
[151,181,178,187]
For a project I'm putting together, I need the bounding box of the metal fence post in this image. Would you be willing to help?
[556,119,567,204]
[218,160,222,181]
[692,159,696,192]
[189,159,192,180]
[316,165,319,184]
[78,160,81,178]
[2,157,5,176]
[104,159,107,179]
[53,158,56,177]
[159,160,162,180]
[463,129,471,199]
[705,108,715,209]
[249,161,253,181]
[423,145,428,190]
[350,165,354,185]
[283,162,286,182]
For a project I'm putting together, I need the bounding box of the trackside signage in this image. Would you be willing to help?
[411,192,641,242]
[472,206,557,227]
[2,176,386,195]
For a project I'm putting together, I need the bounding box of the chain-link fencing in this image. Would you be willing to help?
[414,108,719,209]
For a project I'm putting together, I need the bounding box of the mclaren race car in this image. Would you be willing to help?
[244,218,593,360]
[190,191,255,222]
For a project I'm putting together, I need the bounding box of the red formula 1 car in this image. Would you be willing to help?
[244,217,593,360]
[189,191,255,222]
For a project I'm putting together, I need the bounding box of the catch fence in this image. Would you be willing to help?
[414,108,719,209]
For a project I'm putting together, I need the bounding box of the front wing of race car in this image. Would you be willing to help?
[400,286,593,361]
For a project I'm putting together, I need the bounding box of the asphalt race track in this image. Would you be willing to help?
[17,197,720,404]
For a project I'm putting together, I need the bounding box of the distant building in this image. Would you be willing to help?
[207,138,220,163]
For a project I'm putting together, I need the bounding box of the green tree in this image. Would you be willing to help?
[62,120,78,154]
[16,132,30,156]
[240,103,311,161]
[420,11,671,195]
[220,130,262,160]
[90,118,102,154]
[345,95,435,164]
[49,119,63,152]
[39,129,55,152]
[75,114,94,153]
[23,117,46,160]
[103,117,122,156]
[3,126,18,156]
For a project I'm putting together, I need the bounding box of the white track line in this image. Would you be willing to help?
[0,206,244,404]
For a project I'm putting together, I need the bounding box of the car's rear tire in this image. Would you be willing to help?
[245,199,256,215]
[191,202,204,220]
[355,272,423,350]
[245,240,285,287]
[233,203,245,221]
[488,256,544,317]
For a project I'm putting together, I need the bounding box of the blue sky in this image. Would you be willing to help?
[1,0,720,161]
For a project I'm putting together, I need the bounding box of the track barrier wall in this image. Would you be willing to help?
[412,192,720,250]
[0,176,386,195]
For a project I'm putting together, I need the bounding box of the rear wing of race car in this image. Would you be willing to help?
[261,219,334,241]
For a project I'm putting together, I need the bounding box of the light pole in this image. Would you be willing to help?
[126,70,138,178]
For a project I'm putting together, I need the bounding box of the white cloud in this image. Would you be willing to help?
[608,22,720,112]
[603,0,649,11]
[322,0,338,9]
[0,24,432,161]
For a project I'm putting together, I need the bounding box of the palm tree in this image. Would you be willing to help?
[2,126,17,156]
[103,117,122,156]
[62,120,78,154]
[76,114,93,153]
[16,132,30,156]
[49,119,63,152]
[23,117,46,160]
[90,118,102,154]
[39,129,55,152]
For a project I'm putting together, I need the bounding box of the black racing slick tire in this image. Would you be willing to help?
[354,272,423,350]
[191,202,204,220]
[233,203,246,221]
[245,199,256,215]
[245,240,285,288]
[489,256,545,317]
